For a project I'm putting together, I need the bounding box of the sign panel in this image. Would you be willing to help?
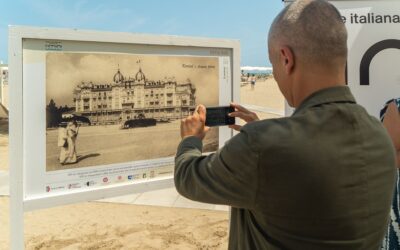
[10,27,239,207]
[333,0,400,118]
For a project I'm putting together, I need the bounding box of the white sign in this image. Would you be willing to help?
[333,0,400,118]
[9,26,240,250]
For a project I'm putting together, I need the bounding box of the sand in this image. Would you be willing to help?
[0,197,229,249]
[241,77,284,112]
[0,136,8,171]
[0,78,284,249]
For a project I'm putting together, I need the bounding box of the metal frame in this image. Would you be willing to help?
[8,25,240,250]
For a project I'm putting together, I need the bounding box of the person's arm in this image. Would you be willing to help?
[175,128,259,208]
[175,104,260,208]
[383,101,400,167]
[70,129,78,138]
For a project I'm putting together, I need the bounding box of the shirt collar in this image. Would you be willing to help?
[293,86,356,116]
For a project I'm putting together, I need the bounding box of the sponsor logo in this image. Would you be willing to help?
[117,175,123,181]
[128,175,133,180]
[103,177,109,183]
[86,181,96,187]
[45,41,63,51]
[45,185,65,192]
[142,173,147,178]
[68,183,81,189]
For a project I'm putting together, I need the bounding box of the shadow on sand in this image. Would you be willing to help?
[76,153,101,163]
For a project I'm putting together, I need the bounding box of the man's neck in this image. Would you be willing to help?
[292,68,346,108]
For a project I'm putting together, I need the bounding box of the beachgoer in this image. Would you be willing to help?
[175,1,396,249]
[381,98,400,249]
[250,74,256,90]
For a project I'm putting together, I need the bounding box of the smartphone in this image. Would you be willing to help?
[205,106,235,127]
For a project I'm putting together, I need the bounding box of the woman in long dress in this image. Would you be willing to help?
[58,123,68,164]
[59,121,79,164]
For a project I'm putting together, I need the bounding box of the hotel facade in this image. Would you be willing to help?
[73,67,196,125]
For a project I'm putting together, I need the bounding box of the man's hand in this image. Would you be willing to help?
[228,103,259,131]
[180,104,209,140]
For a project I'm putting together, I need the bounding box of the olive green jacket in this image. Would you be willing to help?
[175,86,396,250]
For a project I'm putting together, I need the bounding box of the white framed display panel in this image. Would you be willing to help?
[9,26,240,249]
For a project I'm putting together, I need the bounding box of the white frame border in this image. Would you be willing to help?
[9,25,240,250]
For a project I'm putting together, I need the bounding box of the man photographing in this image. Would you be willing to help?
[175,0,396,249]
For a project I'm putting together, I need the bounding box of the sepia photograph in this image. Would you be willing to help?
[46,52,220,171]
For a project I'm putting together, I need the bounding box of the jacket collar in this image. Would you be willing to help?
[293,86,356,116]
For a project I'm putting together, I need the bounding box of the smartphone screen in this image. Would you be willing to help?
[205,106,235,127]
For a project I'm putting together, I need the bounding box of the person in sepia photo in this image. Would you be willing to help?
[59,121,79,165]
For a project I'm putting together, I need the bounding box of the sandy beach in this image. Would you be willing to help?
[241,76,284,112]
[0,197,229,249]
[0,120,8,172]
[0,78,284,249]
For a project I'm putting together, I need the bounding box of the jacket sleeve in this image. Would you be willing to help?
[174,128,259,209]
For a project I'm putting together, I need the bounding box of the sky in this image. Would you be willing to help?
[0,0,283,67]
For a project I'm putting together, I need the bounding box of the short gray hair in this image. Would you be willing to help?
[269,0,347,66]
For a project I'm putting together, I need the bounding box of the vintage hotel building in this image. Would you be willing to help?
[73,67,196,125]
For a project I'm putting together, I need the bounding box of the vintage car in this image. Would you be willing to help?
[59,114,91,127]
[122,118,157,129]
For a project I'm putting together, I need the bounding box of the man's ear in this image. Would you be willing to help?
[280,46,295,74]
